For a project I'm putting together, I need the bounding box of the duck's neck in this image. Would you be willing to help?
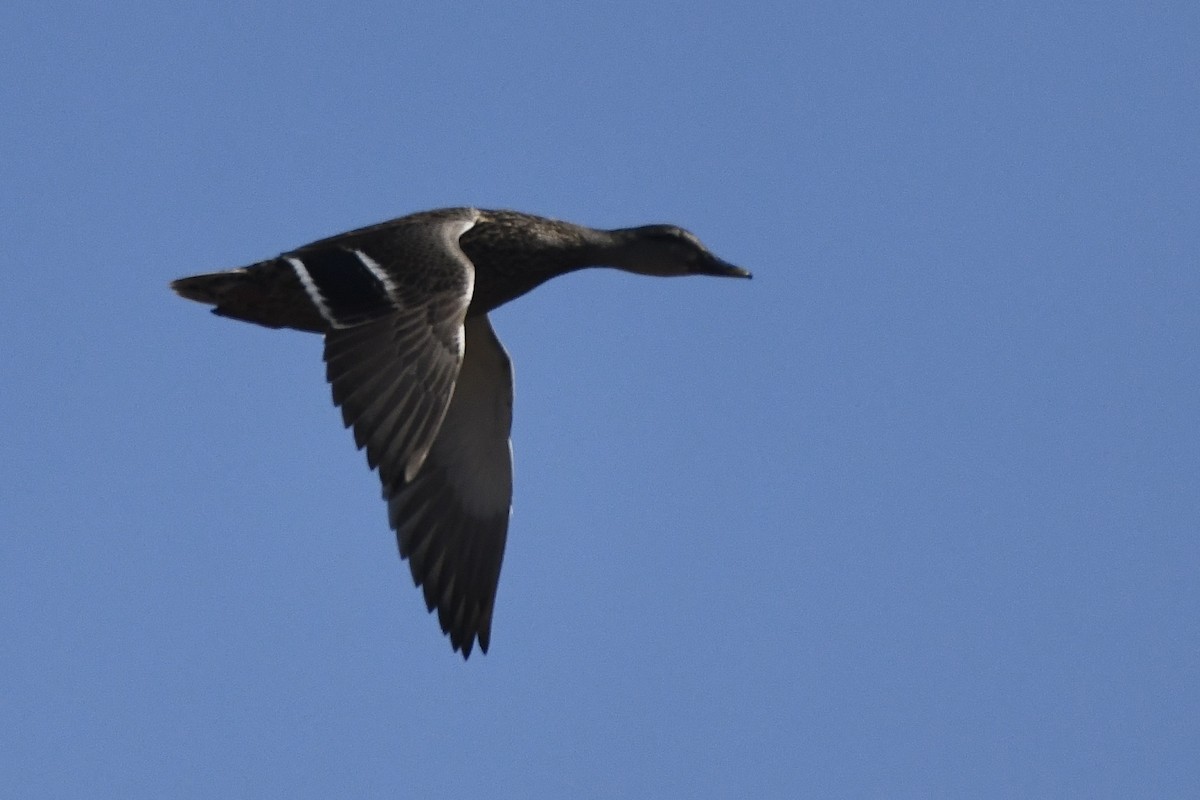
[462,214,623,314]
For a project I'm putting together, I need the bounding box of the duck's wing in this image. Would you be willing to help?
[320,211,478,489]
[388,315,514,658]
[315,211,513,657]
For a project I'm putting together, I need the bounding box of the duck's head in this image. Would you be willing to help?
[605,225,752,279]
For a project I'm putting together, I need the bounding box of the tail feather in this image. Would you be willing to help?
[171,260,327,333]
[171,270,247,306]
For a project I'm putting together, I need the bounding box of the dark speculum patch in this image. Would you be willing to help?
[299,248,395,326]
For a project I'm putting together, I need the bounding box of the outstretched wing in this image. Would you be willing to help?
[388,315,514,657]
[314,212,515,656]
[320,212,478,489]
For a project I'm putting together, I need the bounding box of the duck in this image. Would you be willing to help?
[172,207,750,658]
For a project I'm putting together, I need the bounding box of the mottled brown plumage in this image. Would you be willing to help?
[172,207,749,658]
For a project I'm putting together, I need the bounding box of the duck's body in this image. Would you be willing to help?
[173,207,749,658]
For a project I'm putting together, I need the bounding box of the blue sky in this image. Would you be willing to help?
[3,2,1197,796]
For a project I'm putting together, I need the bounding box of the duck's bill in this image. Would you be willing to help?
[698,256,753,279]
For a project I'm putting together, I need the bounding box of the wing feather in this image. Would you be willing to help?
[387,315,514,657]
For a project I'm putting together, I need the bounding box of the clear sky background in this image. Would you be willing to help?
[3,2,1197,797]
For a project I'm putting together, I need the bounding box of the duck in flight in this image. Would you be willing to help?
[172,207,750,658]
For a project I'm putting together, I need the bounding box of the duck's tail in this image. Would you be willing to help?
[170,260,327,334]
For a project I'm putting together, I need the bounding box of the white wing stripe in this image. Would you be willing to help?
[285,256,340,327]
[351,249,404,306]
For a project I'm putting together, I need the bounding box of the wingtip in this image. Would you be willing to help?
[457,638,474,660]
[454,634,488,661]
